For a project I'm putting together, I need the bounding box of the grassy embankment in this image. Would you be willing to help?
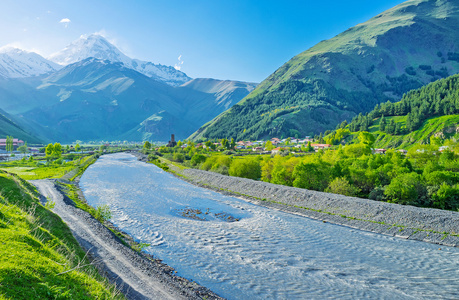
[0,171,123,299]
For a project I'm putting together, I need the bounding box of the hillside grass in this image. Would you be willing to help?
[0,171,123,299]
[356,114,459,149]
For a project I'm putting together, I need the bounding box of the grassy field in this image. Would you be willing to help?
[0,154,97,181]
[0,171,123,299]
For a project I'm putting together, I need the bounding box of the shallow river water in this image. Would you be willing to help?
[80,153,459,299]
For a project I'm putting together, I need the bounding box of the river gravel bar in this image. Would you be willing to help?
[182,169,459,248]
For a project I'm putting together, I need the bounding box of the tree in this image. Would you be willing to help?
[379,115,386,132]
[386,119,396,134]
[75,143,81,153]
[265,140,274,151]
[432,183,459,211]
[205,140,213,150]
[230,138,236,149]
[358,131,375,147]
[53,143,62,158]
[384,172,427,206]
[221,138,229,149]
[292,162,329,191]
[325,177,360,197]
[143,141,152,150]
[17,142,28,155]
[5,136,13,153]
[45,143,54,157]
[229,158,261,180]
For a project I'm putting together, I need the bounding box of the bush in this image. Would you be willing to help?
[325,177,361,197]
[384,172,428,206]
[228,158,261,180]
[190,154,207,166]
[369,186,385,201]
[94,205,112,222]
[432,183,459,211]
[172,153,185,162]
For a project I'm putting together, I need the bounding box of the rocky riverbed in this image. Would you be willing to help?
[181,169,459,247]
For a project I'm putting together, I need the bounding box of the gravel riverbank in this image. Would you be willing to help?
[130,151,459,247]
[181,169,459,248]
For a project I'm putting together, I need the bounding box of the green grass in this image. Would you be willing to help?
[1,165,75,180]
[0,154,98,181]
[0,171,123,299]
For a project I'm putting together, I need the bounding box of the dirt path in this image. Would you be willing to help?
[31,179,214,300]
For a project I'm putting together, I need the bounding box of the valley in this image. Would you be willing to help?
[3,0,459,299]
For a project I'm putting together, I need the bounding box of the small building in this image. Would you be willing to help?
[439,146,450,152]
[311,143,331,150]
[0,138,24,150]
[252,147,263,152]
[398,149,408,155]
[271,147,282,154]
[374,149,387,154]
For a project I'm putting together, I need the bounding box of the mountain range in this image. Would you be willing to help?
[191,0,459,141]
[0,35,256,143]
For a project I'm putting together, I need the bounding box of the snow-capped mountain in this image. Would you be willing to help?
[49,34,191,86]
[0,47,60,78]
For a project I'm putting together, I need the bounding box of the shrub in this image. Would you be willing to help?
[172,153,185,162]
[94,205,112,223]
[228,158,261,180]
[190,154,207,166]
[384,172,428,206]
[325,177,361,197]
[432,183,459,211]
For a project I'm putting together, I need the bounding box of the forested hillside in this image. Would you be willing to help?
[191,0,459,141]
[342,74,459,148]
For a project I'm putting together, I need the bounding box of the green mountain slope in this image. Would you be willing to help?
[0,108,43,143]
[341,73,459,149]
[192,0,459,141]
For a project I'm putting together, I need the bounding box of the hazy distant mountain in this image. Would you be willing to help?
[49,34,191,86]
[192,0,459,141]
[182,78,257,110]
[0,47,60,78]
[0,107,43,143]
[6,58,255,143]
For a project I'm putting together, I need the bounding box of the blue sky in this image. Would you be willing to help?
[0,0,406,82]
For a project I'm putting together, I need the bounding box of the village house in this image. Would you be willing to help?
[374,148,387,154]
[271,147,282,154]
[439,146,450,152]
[398,149,408,155]
[311,143,331,150]
[0,138,24,150]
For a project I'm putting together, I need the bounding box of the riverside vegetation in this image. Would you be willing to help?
[145,130,459,213]
[0,145,126,299]
[0,170,123,299]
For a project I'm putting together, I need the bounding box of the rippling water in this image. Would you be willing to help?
[80,153,459,299]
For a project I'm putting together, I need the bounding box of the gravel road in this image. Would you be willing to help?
[31,179,222,300]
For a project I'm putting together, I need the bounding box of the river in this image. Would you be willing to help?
[80,153,459,299]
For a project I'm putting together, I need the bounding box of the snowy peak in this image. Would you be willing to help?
[49,34,191,86]
[0,47,60,78]
[48,34,131,66]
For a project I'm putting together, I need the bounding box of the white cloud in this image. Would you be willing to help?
[59,18,71,28]
[174,55,184,71]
